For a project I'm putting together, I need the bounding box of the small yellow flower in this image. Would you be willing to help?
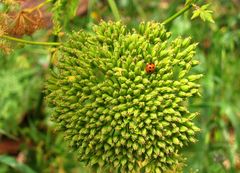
[91,11,101,21]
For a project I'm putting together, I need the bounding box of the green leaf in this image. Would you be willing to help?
[201,4,210,10]
[191,9,201,20]
[191,4,215,23]
[0,155,36,173]
[201,10,214,23]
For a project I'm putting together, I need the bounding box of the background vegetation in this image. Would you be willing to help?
[0,0,240,172]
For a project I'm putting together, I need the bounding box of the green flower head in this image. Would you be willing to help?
[46,21,202,173]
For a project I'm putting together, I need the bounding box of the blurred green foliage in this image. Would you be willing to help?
[0,0,240,173]
[0,53,41,136]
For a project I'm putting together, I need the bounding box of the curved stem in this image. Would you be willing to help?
[107,0,121,21]
[162,3,192,25]
[1,35,61,46]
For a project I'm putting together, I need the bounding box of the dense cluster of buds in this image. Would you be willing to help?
[46,21,202,173]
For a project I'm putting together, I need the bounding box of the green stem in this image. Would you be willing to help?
[107,0,121,21]
[162,3,192,25]
[1,35,61,46]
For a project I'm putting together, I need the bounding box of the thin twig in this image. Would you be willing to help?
[1,35,61,46]
[24,0,50,13]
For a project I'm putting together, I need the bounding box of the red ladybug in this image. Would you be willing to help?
[145,63,155,73]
